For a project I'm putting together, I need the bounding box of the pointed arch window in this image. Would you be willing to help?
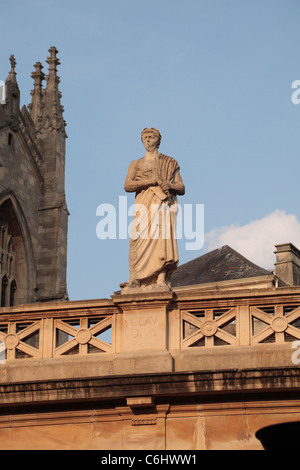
[0,195,35,306]
[0,217,17,307]
[1,275,8,307]
[9,280,16,307]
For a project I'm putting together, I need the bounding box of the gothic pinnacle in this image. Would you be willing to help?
[46,46,60,76]
[31,62,45,88]
[28,62,45,125]
[9,55,16,73]
[31,46,67,136]
[6,54,18,83]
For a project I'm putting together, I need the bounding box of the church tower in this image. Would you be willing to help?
[0,48,68,306]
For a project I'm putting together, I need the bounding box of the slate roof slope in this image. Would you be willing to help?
[171,245,272,287]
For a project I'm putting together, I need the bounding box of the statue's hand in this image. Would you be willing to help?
[160,181,171,193]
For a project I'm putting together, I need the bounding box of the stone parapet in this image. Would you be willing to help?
[0,284,300,449]
[0,285,300,366]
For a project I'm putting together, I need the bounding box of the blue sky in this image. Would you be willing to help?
[1,0,300,300]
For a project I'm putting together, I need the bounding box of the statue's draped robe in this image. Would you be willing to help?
[129,154,179,283]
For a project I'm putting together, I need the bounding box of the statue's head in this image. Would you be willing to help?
[141,128,161,148]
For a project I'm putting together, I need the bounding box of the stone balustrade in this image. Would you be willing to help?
[0,285,299,365]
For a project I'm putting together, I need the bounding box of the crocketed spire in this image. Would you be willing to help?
[6,55,17,82]
[5,54,20,117]
[28,47,66,135]
[28,62,45,126]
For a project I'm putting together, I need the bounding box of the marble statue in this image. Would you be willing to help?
[121,128,185,293]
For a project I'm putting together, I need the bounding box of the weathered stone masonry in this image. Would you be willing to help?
[0,48,68,306]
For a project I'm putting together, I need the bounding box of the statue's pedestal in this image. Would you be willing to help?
[112,291,174,353]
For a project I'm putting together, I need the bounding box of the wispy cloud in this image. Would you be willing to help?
[205,210,300,269]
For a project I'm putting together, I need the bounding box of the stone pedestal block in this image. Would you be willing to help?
[112,291,174,353]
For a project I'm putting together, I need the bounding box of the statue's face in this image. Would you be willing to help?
[142,132,159,151]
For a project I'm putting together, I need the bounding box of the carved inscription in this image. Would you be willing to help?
[128,313,159,339]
